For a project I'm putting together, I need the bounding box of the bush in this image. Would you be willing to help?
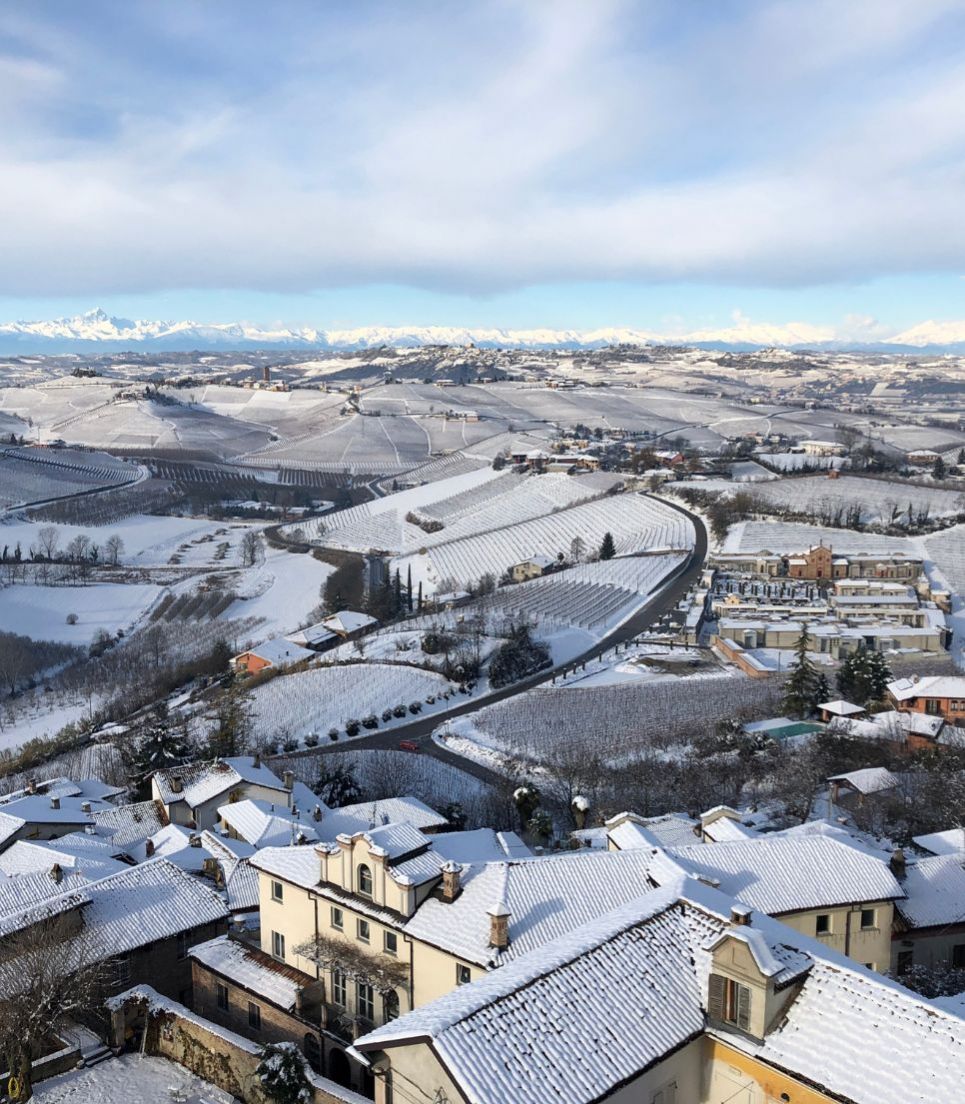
[393,704,407,717]
[345,719,360,737]
[304,732,319,748]
[381,708,393,722]
[489,622,551,689]
[65,613,78,625]
[282,738,299,752]
[328,728,340,742]
[409,701,422,714]
[361,714,379,730]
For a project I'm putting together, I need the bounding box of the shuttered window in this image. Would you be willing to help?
[709,972,751,1031]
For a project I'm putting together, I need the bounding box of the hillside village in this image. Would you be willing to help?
[0,348,964,1102]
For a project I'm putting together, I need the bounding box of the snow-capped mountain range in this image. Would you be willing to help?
[2,308,965,353]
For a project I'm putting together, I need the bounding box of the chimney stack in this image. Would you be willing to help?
[170,776,183,794]
[731,904,752,926]
[312,804,323,822]
[27,778,37,795]
[189,833,202,848]
[441,860,461,902]
[50,796,60,811]
[253,751,261,769]
[81,801,92,814]
[145,838,155,857]
[890,847,907,879]
[283,770,294,792]
[487,900,511,949]
[49,863,63,884]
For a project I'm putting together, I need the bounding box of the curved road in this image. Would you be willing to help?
[274,496,707,788]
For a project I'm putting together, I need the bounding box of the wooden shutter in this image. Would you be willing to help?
[708,973,725,1020]
[737,983,751,1031]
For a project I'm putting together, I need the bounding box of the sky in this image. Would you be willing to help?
[1,0,965,337]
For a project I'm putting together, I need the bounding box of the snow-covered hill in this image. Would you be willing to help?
[3,307,965,353]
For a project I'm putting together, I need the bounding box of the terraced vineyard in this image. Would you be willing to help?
[0,446,137,510]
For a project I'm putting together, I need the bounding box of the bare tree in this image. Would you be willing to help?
[240,530,260,567]
[0,911,109,1100]
[104,534,124,566]
[35,526,59,561]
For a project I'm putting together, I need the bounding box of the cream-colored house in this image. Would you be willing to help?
[351,878,965,1104]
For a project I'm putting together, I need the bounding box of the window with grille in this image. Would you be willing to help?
[357,864,373,896]
[708,973,751,1031]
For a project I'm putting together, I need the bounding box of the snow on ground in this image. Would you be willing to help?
[250,661,464,744]
[0,513,251,568]
[557,642,728,688]
[225,545,332,643]
[0,581,162,643]
[0,695,97,752]
[722,520,917,555]
[34,1053,236,1104]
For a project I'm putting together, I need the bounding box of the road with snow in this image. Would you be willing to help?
[272,497,708,788]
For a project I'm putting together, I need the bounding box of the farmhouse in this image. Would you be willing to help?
[321,610,379,640]
[798,438,847,456]
[509,553,556,581]
[232,636,314,674]
[887,675,965,724]
[151,755,296,830]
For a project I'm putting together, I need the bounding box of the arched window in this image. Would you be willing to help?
[357,863,373,897]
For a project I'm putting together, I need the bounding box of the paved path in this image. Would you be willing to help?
[272,495,708,788]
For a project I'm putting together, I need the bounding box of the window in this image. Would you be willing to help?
[708,974,751,1031]
[357,863,373,897]
[332,969,347,1007]
[357,982,374,1021]
[176,931,189,960]
[357,919,370,943]
[331,906,344,930]
[815,913,831,935]
[271,880,284,902]
[248,1002,261,1030]
[272,930,286,960]
[953,945,965,968]
[384,931,398,955]
[456,963,471,986]
[896,949,913,975]
[384,990,400,1021]
[860,908,876,930]
[925,698,942,715]
[216,983,229,1011]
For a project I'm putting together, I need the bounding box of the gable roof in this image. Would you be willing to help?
[153,756,289,808]
[235,637,314,666]
[190,934,304,1011]
[888,675,965,701]
[896,855,965,929]
[92,799,167,848]
[218,799,319,849]
[829,766,899,795]
[913,828,965,857]
[663,836,904,915]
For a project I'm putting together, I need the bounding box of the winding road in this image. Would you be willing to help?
[273,496,708,789]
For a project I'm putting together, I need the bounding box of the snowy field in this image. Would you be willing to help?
[680,475,964,527]
[224,545,332,642]
[34,1054,236,1104]
[722,520,917,555]
[0,581,162,644]
[0,447,137,510]
[250,661,461,744]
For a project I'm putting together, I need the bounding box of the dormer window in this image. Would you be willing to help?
[357,863,373,897]
[708,973,751,1031]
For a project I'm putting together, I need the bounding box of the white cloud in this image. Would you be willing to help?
[0,0,963,298]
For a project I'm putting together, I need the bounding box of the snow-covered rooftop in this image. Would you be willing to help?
[828,766,900,795]
[913,828,965,857]
[153,756,289,809]
[664,836,904,915]
[234,636,314,667]
[218,798,319,849]
[92,799,167,848]
[0,835,128,881]
[896,855,965,929]
[888,675,965,701]
[190,934,303,1010]
[818,699,865,716]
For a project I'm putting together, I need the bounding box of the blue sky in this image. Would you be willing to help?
[1,1,964,336]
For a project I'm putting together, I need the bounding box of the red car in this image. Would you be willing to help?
[398,740,420,752]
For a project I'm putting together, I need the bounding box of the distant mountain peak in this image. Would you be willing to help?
[1,309,965,354]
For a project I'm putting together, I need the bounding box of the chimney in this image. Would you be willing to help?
[263,365,271,384]
[441,860,461,902]
[890,847,907,879]
[253,751,261,769]
[81,801,92,814]
[487,900,511,949]
[145,838,155,857]
[170,776,183,794]
[312,804,323,822]
[189,833,202,848]
[27,778,37,795]
[283,770,294,791]
[731,904,752,926]
[50,796,60,811]
[49,863,63,884]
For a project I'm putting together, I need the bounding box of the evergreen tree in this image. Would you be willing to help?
[315,762,362,807]
[207,682,253,758]
[837,648,892,706]
[782,629,821,718]
[129,705,192,789]
[393,568,402,614]
[933,455,947,480]
[256,1043,312,1104]
[599,531,616,561]
[406,565,413,612]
